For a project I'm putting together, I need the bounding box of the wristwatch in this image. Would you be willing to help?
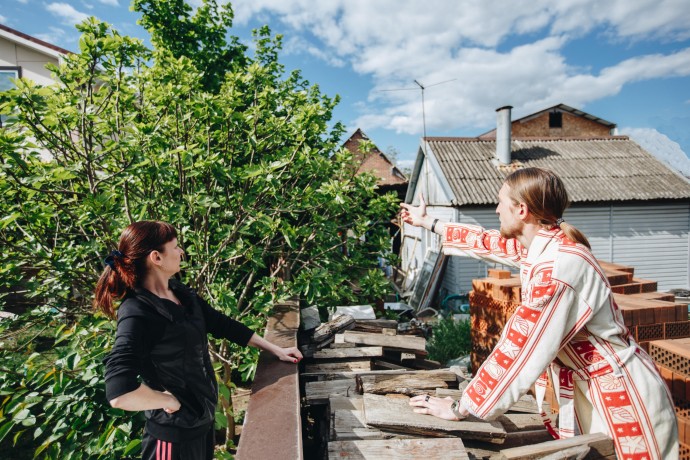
[450,399,464,420]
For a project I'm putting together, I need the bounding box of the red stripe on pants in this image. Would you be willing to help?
[156,439,172,460]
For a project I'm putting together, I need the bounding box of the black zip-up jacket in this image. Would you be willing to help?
[103,279,254,442]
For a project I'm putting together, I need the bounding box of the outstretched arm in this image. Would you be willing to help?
[401,196,522,266]
[248,333,303,364]
[400,196,445,235]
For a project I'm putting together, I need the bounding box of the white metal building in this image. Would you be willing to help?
[402,106,690,297]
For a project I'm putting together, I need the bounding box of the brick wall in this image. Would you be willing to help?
[512,111,611,138]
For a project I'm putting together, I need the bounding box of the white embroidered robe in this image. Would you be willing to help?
[442,223,678,460]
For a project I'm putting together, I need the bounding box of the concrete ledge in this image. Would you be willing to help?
[236,300,302,460]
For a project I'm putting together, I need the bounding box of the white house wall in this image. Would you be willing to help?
[0,36,59,86]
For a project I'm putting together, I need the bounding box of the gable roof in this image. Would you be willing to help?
[0,23,72,59]
[421,136,690,206]
[478,103,616,138]
[342,128,408,186]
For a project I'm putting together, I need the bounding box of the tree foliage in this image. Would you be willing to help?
[0,1,398,457]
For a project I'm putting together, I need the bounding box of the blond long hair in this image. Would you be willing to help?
[504,168,591,249]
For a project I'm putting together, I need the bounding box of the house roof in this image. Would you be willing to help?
[478,103,616,138]
[0,23,72,59]
[343,128,408,186]
[425,136,690,206]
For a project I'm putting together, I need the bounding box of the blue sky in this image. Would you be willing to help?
[2,0,690,173]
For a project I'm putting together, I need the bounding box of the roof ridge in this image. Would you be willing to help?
[0,23,72,55]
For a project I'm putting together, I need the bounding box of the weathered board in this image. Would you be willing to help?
[492,432,615,459]
[305,379,357,404]
[329,396,415,441]
[327,438,469,459]
[362,393,506,444]
[312,347,384,360]
[313,314,355,343]
[353,319,399,334]
[343,331,427,353]
[357,370,458,395]
[496,414,546,433]
[304,360,372,374]
[433,390,550,415]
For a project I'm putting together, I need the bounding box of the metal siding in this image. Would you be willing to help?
[611,203,690,291]
[563,206,612,261]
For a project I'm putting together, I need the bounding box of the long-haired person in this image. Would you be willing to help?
[403,168,677,459]
[95,221,302,460]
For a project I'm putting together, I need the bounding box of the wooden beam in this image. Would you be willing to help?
[312,346,384,360]
[362,393,506,444]
[312,314,355,343]
[304,359,371,374]
[328,438,469,459]
[492,433,615,459]
[343,330,427,353]
[357,370,458,395]
[305,379,357,405]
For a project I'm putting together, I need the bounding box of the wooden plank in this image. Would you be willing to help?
[307,367,445,381]
[353,319,399,334]
[332,410,416,441]
[357,370,458,395]
[538,445,589,460]
[304,360,372,374]
[343,330,427,353]
[401,357,443,370]
[359,376,448,396]
[432,390,547,415]
[313,314,355,343]
[305,379,357,404]
[328,438,469,459]
[372,359,411,371]
[329,396,415,441]
[496,413,545,433]
[332,409,390,440]
[362,393,506,443]
[312,346,384,360]
[330,395,363,411]
[493,432,615,459]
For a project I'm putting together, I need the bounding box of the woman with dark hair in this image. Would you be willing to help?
[402,168,677,459]
[95,221,302,460]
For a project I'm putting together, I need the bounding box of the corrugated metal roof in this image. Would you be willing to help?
[427,137,690,205]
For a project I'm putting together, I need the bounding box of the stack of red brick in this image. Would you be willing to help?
[600,261,690,352]
[470,262,690,416]
[469,262,690,371]
[469,268,521,372]
[650,338,690,458]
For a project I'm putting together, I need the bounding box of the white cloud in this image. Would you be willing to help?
[96,0,119,5]
[623,127,690,177]
[46,2,90,26]
[283,36,346,68]
[0,14,6,23]
[35,27,67,44]
[227,0,690,139]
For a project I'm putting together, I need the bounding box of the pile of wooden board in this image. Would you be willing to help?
[649,338,690,459]
[301,315,615,459]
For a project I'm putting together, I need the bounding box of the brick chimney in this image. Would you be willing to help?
[495,106,512,165]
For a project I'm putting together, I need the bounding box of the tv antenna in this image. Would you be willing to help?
[379,78,456,204]
[379,78,456,148]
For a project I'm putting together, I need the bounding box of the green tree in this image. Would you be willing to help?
[0,2,397,457]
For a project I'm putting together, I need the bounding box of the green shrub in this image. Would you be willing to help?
[426,316,471,366]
